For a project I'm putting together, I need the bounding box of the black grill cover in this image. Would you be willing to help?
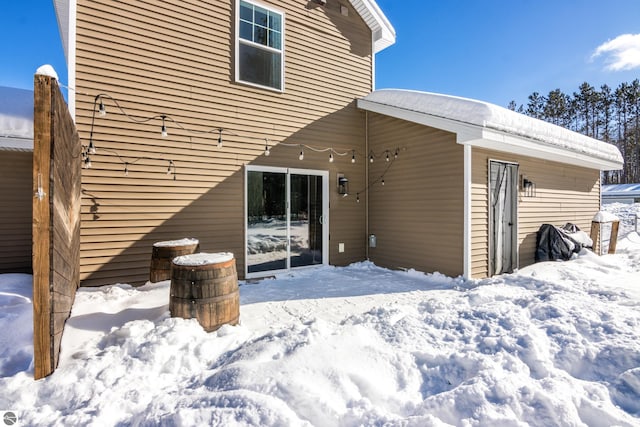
[535,224,581,262]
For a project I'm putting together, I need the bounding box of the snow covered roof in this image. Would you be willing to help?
[0,86,33,151]
[358,89,624,171]
[602,183,640,196]
[54,0,395,59]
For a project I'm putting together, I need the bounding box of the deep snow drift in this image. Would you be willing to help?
[1,205,639,426]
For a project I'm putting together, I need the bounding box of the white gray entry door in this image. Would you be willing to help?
[489,161,518,276]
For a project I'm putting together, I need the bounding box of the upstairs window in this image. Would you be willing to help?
[237,0,284,91]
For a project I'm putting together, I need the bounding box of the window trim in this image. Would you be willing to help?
[235,0,285,92]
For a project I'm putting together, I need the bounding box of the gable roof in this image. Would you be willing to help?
[53,0,396,62]
[358,89,623,171]
[0,86,33,151]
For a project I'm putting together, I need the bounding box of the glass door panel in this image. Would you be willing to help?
[290,174,324,268]
[246,170,287,274]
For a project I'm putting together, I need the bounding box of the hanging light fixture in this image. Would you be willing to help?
[351,150,356,163]
[161,115,168,137]
[329,151,334,163]
[385,151,390,162]
[369,153,374,163]
[83,155,92,169]
[264,138,270,156]
[167,160,174,174]
[124,162,129,176]
[98,99,106,116]
[217,128,223,148]
[356,193,360,203]
[394,148,399,159]
[299,146,304,160]
[381,178,385,186]
[88,139,96,155]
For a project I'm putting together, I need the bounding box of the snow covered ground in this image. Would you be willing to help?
[1,205,640,426]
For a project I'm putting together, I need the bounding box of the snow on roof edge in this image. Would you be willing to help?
[0,86,34,141]
[360,89,623,168]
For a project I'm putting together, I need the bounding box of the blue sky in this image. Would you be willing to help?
[1,1,639,108]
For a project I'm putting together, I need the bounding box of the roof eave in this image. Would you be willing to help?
[349,0,396,53]
[357,98,623,171]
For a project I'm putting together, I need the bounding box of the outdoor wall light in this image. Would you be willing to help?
[521,175,536,197]
[338,174,349,196]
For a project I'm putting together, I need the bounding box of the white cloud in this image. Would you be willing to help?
[591,33,640,71]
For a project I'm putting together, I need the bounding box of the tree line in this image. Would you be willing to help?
[508,79,640,184]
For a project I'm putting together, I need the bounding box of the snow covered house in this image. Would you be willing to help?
[602,183,640,204]
[54,0,395,285]
[0,86,34,273]
[358,90,623,278]
[52,1,621,285]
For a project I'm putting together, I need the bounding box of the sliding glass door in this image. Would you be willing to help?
[245,166,328,277]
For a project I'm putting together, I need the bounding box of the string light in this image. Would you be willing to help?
[161,115,168,137]
[350,146,401,202]
[82,91,381,180]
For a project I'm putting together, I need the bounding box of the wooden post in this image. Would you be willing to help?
[33,74,53,380]
[608,221,619,254]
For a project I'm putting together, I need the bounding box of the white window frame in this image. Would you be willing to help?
[235,0,285,92]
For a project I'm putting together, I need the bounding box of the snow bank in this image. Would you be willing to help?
[1,207,639,426]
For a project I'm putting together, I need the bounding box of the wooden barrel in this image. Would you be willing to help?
[169,253,239,332]
[149,238,199,283]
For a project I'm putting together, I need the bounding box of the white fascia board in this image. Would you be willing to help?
[0,137,33,152]
[349,0,396,52]
[357,98,623,171]
[467,128,623,171]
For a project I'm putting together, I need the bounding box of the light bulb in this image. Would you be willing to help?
[217,129,223,148]
[98,100,106,116]
[329,152,334,163]
[124,163,129,176]
[369,155,373,163]
[351,151,355,163]
[88,140,96,155]
[386,151,390,162]
[161,116,168,137]
[381,179,385,186]
[394,148,399,159]
[84,156,91,169]
[264,139,270,156]
[299,149,304,160]
[167,160,173,174]
[356,194,360,203]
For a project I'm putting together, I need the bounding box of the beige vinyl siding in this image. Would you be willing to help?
[0,151,32,273]
[76,0,373,285]
[366,113,464,277]
[471,147,601,278]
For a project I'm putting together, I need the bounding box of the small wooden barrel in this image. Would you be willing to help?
[169,253,239,332]
[149,238,199,283]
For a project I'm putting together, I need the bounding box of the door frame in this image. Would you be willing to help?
[244,165,329,279]
[488,159,519,276]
